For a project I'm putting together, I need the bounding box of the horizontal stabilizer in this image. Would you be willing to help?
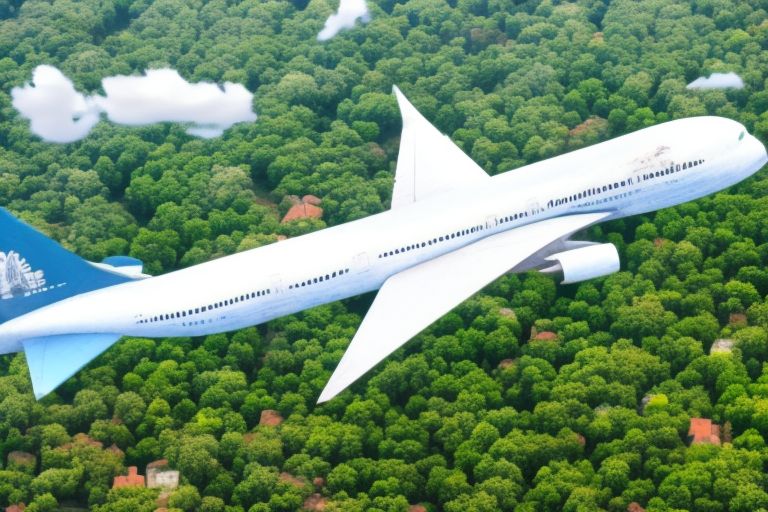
[391,86,489,209]
[318,211,611,403]
[91,255,149,278]
[23,333,122,399]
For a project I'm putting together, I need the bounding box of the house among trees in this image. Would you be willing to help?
[112,466,145,488]
[688,418,721,445]
[281,195,323,223]
[146,459,180,491]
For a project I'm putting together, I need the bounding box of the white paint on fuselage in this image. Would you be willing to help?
[0,116,765,353]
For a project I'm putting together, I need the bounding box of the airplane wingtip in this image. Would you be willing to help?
[316,387,337,404]
[391,85,420,124]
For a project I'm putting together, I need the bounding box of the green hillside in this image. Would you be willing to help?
[1,0,768,510]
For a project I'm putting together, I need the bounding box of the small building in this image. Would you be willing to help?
[281,195,324,224]
[146,460,179,491]
[5,504,25,512]
[688,418,721,445]
[282,202,323,223]
[113,466,145,488]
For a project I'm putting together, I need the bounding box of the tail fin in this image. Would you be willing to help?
[390,86,489,209]
[0,207,133,323]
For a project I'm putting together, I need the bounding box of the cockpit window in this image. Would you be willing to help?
[739,131,745,141]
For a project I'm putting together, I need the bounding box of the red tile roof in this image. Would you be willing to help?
[688,418,721,445]
[113,466,145,488]
[282,203,323,223]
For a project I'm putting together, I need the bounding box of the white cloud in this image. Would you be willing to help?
[317,0,370,41]
[11,65,257,143]
[11,65,100,143]
[686,71,744,90]
[95,69,257,137]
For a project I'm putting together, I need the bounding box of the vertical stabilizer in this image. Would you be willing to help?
[391,86,489,209]
[0,208,133,323]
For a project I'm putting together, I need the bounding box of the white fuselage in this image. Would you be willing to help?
[1,116,766,352]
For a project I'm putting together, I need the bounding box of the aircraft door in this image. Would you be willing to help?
[352,252,370,274]
[270,274,283,294]
[485,215,498,229]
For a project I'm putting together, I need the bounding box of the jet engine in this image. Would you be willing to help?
[540,243,619,284]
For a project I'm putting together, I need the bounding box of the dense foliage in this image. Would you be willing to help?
[1,0,768,510]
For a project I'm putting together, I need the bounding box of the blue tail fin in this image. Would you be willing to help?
[0,207,133,323]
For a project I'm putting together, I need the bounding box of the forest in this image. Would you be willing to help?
[2,0,768,510]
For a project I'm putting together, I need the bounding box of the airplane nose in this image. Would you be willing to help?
[751,134,768,168]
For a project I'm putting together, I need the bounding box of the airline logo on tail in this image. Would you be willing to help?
[0,250,47,299]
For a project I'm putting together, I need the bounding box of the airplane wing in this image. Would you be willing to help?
[317,211,612,402]
[23,333,121,399]
[390,86,489,209]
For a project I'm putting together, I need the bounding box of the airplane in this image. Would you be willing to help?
[1,86,766,402]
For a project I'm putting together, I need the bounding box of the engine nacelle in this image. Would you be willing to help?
[540,243,619,284]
